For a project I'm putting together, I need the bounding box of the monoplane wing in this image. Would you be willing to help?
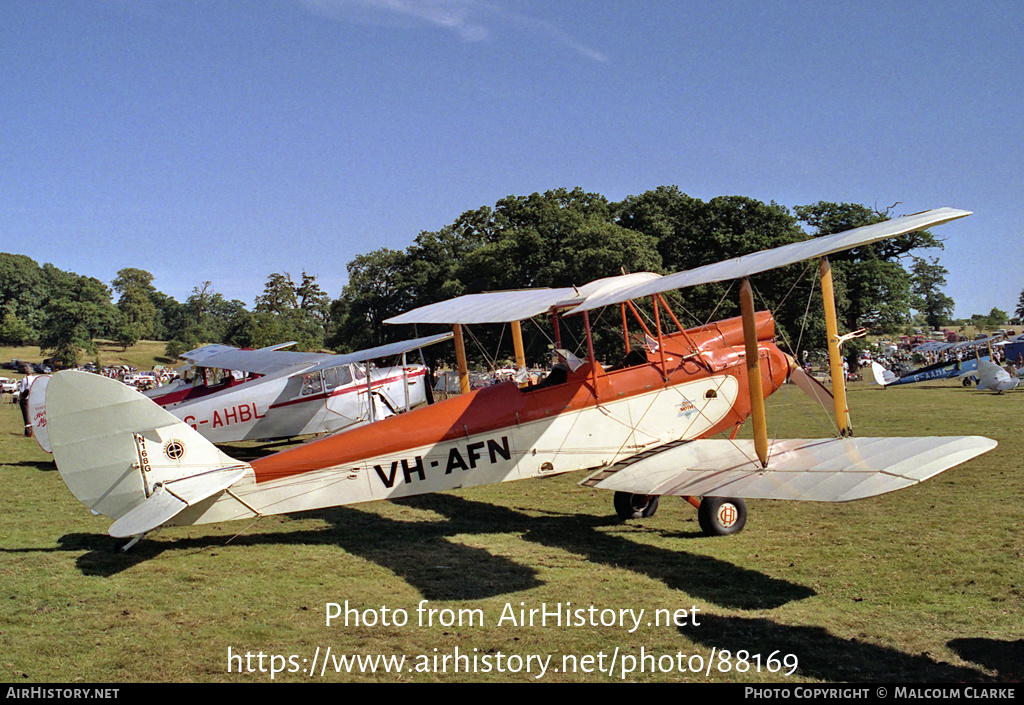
[178,342,334,376]
[871,357,985,387]
[177,334,454,378]
[583,435,997,502]
[290,332,454,376]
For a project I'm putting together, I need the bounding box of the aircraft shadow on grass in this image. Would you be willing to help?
[687,614,996,682]
[947,637,1023,682]
[2,459,56,472]
[46,492,814,610]
[20,499,1006,681]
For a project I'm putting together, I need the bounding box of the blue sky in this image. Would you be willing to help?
[3,1,1021,319]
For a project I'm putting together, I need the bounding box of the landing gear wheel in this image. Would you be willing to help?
[613,492,660,519]
[962,377,973,387]
[698,497,747,536]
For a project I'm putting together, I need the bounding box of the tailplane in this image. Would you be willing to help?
[46,371,251,538]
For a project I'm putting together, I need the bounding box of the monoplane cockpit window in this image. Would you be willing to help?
[323,365,353,392]
[301,372,324,396]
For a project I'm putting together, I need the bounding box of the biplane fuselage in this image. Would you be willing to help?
[170,312,788,527]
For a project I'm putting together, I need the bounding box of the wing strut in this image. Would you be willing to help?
[739,278,769,468]
[819,257,852,436]
[453,324,471,394]
[511,321,527,386]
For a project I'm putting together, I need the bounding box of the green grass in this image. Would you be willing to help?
[0,378,1021,683]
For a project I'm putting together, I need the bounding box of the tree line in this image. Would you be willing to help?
[2,187,1016,369]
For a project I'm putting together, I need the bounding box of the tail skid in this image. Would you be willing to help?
[46,371,253,538]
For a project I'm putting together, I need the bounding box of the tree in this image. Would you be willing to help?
[329,249,412,352]
[246,271,328,350]
[0,304,34,346]
[617,189,814,349]
[972,307,1009,330]
[111,313,143,350]
[1014,288,1024,324]
[0,253,48,339]
[910,257,955,329]
[794,202,934,334]
[111,268,159,339]
[164,282,248,356]
[296,271,331,323]
[38,275,117,366]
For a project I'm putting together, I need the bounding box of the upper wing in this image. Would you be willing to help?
[583,436,997,502]
[568,208,971,314]
[384,287,578,325]
[384,208,970,324]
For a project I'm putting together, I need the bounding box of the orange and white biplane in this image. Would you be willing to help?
[43,208,996,549]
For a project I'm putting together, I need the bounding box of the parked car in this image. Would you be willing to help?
[0,377,17,394]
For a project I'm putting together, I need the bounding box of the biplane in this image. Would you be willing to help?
[42,208,996,549]
[870,357,987,387]
[28,334,452,452]
[872,335,1021,392]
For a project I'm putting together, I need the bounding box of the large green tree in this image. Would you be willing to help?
[111,267,159,342]
[617,189,816,351]
[0,253,49,342]
[239,271,330,350]
[793,202,939,335]
[910,256,955,329]
[38,274,117,366]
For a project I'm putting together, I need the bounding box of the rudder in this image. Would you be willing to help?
[47,371,251,537]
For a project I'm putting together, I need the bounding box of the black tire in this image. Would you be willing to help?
[613,492,660,519]
[697,497,747,536]
[962,377,972,387]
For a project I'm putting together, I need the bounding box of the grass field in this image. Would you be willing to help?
[0,340,176,377]
[0,377,1021,683]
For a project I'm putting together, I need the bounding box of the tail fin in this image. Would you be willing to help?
[870,361,896,386]
[47,371,250,538]
[27,374,51,453]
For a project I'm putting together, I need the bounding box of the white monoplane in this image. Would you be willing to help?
[31,333,452,451]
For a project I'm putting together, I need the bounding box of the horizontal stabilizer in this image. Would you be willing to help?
[108,465,248,538]
[583,436,997,502]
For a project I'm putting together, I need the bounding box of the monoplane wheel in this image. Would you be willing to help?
[962,377,972,387]
[697,497,747,536]
[613,492,660,519]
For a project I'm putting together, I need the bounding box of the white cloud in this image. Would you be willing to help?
[298,0,608,61]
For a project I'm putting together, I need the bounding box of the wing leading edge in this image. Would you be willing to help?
[583,436,996,502]
[383,209,970,325]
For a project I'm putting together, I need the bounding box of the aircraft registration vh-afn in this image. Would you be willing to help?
[43,208,996,549]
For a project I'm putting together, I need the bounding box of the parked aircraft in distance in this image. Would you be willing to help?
[30,334,452,451]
